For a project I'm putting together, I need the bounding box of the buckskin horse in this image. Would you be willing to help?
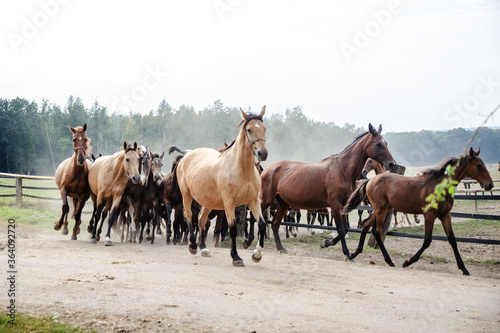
[255,124,396,259]
[343,148,494,275]
[174,107,268,267]
[54,124,92,240]
[88,142,141,245]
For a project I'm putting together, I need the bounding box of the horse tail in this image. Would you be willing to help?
[343,179,369,214]
[168,145,188,155]
[171,154,184,186]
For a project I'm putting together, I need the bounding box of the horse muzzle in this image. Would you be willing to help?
[256,148,268,162]
[130,175,141,184]
[483,183,494,191]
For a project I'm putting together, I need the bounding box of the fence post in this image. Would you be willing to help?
[367,165,406,249]
[16,176,22,206]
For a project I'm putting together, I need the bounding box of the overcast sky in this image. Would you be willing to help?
[1,0,500,132]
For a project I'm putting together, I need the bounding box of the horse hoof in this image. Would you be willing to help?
[87,225,93,233]
[54,223,62,231]
[166,237,171,245]
[90,238,97,244]
[70,236,77,240]
[156,229,162,235]
[105,240,113,246]
[242,240,250,249]
[311,230,315,235]
[279,248,288,254]
[201,248,211,257]
[233,259,245,267]
[320,239,328,248]
[345,258,355,263]
[96,236,100,242]
[252,254,262,263]
[61,229,68,235]
[189,245,197,255]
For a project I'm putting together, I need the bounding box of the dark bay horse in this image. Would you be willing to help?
[256,124,396,257]
[343,148,494,275]
[88,142,141,245]
[54,124,92,240]
[175,107,268,267]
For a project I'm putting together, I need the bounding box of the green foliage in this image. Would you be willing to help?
[1,96,499,176]
[0,312,94,333]
[423,163,460,212]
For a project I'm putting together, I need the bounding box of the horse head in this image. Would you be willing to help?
[69,123,90,165]
[150,151,164,182]
[461,148,494,191]
[123,141,141,184]
[364,124,396,172]
[240,106,268,162]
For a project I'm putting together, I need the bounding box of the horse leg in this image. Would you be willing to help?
[182,195,197,254]
[165,203,172,244]
[371,211,395,267]
[349,214,375,260]
[272,198,290,254]
[150,203,160,244]
[96,208,108,242]
[104,198,121,246]
[414,214,421,224]
[87,193,97,233]
[441,214,469,275]
[247,200,266,263]
[55,188,69,232]
[243,213,256,249]
[320,208,351,258]
[197,207,212,257]
[71,196,86,240]
[403,215,435,269]
[224,207,244,267]
[393,210,399,227]
[90,202,104,243]
[405,213,411,226]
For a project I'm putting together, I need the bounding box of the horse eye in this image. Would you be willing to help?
[477,164,482,170]
[73,138,76,142]
[247,128,252,133]
[376,142,383,148]
[126,158,129,162]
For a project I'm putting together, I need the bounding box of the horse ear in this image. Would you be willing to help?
[476,147,481,156]
[378,124,382,134]
[259,106,266,118]
[123,142,127,151]
[240,108,249,121]
[368,123,379,136]
[133,142,138,151]
[160,151,165,159]
[83,123,87,132]
[68,125,77,134]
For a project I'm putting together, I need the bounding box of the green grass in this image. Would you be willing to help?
[0,202,59,229]
[0,312,95,333]
[396,219,500,238]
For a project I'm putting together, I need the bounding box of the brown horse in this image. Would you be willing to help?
[88,142,141,245]
[175,107,268,267]
[54,124,92,240]
[343,148,494,275]
[256,124,396,257]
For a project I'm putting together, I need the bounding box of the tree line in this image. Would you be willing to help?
[1,96,498,176]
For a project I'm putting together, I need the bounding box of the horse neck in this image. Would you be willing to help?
[335,134,370,182]
[226,127,255,174]
[450,157,470,183]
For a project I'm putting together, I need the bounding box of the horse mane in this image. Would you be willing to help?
[219,140,235,156]
[420,155,463,180]
[322,131,368,161]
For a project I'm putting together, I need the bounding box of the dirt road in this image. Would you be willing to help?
[5,225,500,332]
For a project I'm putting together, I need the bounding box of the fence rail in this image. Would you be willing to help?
[1,173,499,245]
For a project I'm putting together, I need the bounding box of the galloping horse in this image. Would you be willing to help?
[88,142,141,245]
[256,124,396,257]
[343,148,494,275]
[174,107,268,266]
[54,124,92,240]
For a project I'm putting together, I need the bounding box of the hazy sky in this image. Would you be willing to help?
[2,0,500,132]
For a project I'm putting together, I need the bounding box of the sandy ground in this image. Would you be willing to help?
[1,223,499,333]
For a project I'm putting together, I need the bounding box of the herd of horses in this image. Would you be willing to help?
[54,108,494,274]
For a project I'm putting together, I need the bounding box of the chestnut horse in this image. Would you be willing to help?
[54,124,92,240]
[256,124,396,257]
[175,107,268,267]
[343,148,494,275]
[88,142,141,245]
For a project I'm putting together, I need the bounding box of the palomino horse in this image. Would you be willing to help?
[175,107,268,267]
[343,148,494,275]
[88,142,141,245]
[256,124,396,257]
[54,124,92,240]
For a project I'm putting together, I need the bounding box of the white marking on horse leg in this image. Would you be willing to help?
[201,248,211,257]
[253,245,263,261]
[105,236,112,246]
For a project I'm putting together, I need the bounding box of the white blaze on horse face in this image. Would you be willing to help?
[255,124,260,128]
